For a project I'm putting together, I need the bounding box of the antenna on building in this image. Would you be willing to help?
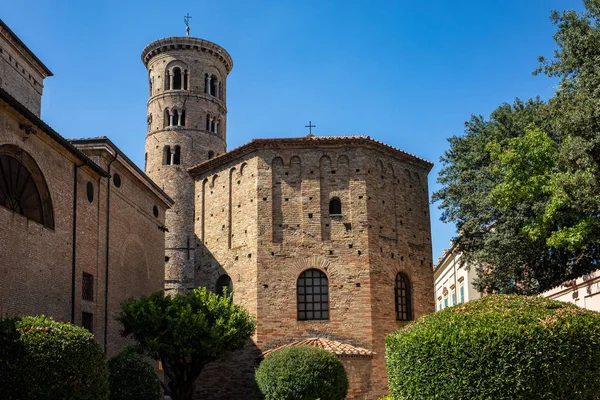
[184,13,192,36]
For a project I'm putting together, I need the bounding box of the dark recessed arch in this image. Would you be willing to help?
[215,274,232,296]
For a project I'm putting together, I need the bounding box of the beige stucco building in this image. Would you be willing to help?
[433,241,481,311]
[0,19,173,355]
[540,270,600,312]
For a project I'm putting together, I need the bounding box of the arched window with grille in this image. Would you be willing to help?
[329,197,342,216]
[395,273,412,321]
[0,145,54,229]
[173,146,181,165]
[215,274,232,296]
[297,269,329,320]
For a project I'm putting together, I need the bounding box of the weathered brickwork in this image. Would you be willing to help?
[142,37,232,294]
[0,21,51,117]
[189,139,434,399]
[0,23,173,357]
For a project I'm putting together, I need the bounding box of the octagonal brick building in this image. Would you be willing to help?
[189,136,434,399]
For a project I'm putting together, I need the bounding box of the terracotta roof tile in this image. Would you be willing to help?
[262,337,374,358]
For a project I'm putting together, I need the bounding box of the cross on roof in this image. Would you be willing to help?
[305,121,316,136]
[184,13,192,36]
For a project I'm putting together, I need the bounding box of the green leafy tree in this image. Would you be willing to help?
[434,0,600,293]
[116,288,256,400]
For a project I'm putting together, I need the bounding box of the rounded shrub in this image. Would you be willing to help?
[386,295,600,400]
[0,315,109,400]
[108,348,161,400]
[255,345,348,400]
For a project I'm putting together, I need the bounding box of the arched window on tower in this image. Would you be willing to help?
[395,273,413,321]
[204,74,209,94]
[183,70,188,90]
[149,75,153,96]
[172,67,182,90]
[210,119,215,133]
[163,108,170,128]
[164,71,170,90]
[206,114,210,131]
[215,119,220,134]
[210,75,217,96]
[0,145,55,229]
[163,145,171,165]
[172,110,179,127]
[329,197,342,216]
[173,146,181,165]
[180,110,186,127]
[215,274,232,296]
[297,269,329,320]
[208,150,215,160]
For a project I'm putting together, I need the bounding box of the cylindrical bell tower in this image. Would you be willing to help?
[142,37,232,294]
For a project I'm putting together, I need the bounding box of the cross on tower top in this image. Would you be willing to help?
[184,13,192,36]
[305,121,316,136]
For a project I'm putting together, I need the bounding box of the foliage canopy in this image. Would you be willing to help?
[386,295,600,400]
[117,288,256,400]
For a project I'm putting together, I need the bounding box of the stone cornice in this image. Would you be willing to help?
[141,36,233,73]
[0,19,53,77]
[188,136,434,177]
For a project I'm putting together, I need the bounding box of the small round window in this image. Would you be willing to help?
[86,182,94,203]
[153,205,159,218]
[113,173,121,188]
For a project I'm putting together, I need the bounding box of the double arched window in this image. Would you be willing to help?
[204,73,222,99]
[162,145,181,165]
[165,63,189,91]
[395,273,412,321]
[205,114,220,134]
[0,145,54,229]
[297,269,329,320]
[163,108,186,128]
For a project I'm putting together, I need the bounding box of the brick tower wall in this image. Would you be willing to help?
[142,37,232,293]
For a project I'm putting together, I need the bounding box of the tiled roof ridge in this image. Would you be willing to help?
[261,337,374,358]
[188,135,433,176]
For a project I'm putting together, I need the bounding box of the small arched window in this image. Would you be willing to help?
[164,71,170,91]
[173,146,181,165]
[0,145,54,229]
[172,67,182,90]
[172,110,179,127]
[395,273,412,321]
[210,120,215,133]
[183,70,188,90]
[204,73,209,94]
[297,269,329,320]
[210,75,217,96]
[206,114,210,131]
[163,145,171,165]
[149,75,153,96]
[163,108,170,128]
[208,151,215,160]
[329,197,342,216]
[180,110,186,127]
[215,274,232,296]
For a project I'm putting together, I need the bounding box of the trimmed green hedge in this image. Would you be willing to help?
[386,295,600,400]
[109,348,161,400]
[255,345,348,400]
[0,315,109,400]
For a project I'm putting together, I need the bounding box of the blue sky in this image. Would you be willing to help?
[2,0,582,261]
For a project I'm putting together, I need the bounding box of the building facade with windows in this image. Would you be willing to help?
[141,35,435,399]
[0,19,174,356]
[433,241,482,311]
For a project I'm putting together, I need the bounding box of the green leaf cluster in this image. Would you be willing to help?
[116,288,256,400]
[385,295,600,400]
[254,345,348,400]
[108,348,161,400]
[0,315,109,400]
